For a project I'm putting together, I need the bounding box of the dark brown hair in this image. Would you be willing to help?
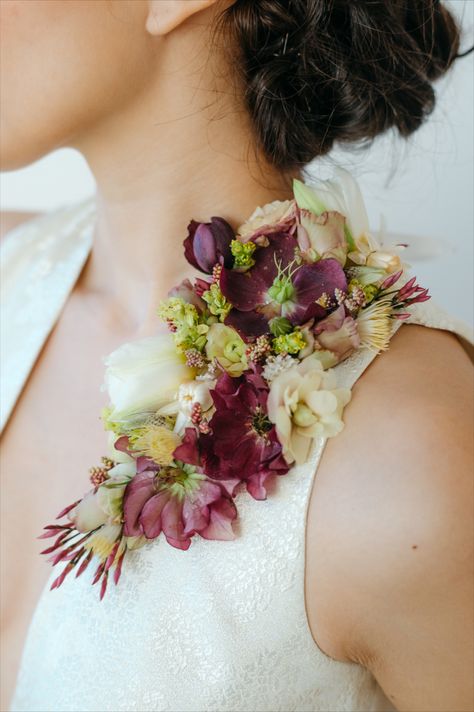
[213,0,472,172]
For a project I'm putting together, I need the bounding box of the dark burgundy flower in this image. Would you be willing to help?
[220,228,348,337]
[184,217,234,274]
[198,371,290,500]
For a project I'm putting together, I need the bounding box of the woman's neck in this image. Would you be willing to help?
[73,45,298,338]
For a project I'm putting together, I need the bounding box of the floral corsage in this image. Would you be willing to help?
[40,168,430,598]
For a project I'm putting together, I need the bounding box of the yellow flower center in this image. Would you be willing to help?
[131,424,181,466]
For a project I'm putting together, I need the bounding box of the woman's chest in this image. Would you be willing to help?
[8,444,373,712]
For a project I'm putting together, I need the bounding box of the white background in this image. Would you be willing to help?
[1,0,473,325]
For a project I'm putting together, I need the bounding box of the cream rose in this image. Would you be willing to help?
[267,353,351,465]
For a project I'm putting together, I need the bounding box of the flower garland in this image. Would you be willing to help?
[40,168,430,599]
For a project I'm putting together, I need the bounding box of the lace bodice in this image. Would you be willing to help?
[2,200,472,712]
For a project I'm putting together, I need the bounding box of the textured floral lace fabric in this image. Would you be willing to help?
[4,201,472,712]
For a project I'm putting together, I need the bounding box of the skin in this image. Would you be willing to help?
[0,1,472,710]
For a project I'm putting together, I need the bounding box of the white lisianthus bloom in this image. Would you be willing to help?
[102,333,195,421]
[267,353,351,466]
[158,379,215,435]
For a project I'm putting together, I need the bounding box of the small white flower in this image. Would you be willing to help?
[158,379,215,435]
[262,354,296,383]
[196,360,219,381]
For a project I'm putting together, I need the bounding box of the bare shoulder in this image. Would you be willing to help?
[305,324,473,710]
[0,211,42,240]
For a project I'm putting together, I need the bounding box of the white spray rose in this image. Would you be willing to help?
[102,333,195,422]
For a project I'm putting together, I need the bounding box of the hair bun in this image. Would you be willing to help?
[215,0,466,171]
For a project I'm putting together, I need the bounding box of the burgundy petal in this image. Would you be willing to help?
[161,497,189,547]
[114,435,133,455]
[183,219,202,271]
[246,471,272,501]
[165,536,192,551]
[139,490,170,539]
[215,478,242,498]
[199,498,237,540]
[183,217,234,274]
[289,259,347,324]
[136,456,158,473]
[208,216,234,268]
[224,308,270,338]
[219,267,268,311]
[123,471,157,537]
[194,223,220,273]
[173,427,200,466]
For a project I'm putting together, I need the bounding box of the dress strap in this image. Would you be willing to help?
[0,198,96,433]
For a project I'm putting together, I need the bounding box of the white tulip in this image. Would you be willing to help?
[102,333,195,421]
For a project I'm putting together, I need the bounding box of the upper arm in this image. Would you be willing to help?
[308,324,473,711]
[0,211,41,240]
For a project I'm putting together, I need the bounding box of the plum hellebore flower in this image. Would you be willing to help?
[182,196,349,341]
[121,456,238,549]
[219,238,348,338]
[176,370,289,501]
[40,437,240,601]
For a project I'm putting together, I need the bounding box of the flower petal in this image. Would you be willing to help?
[173,427,200,466]
[123,471,157,537]
[139,490,170,539]
[220,232,297,311]
[161,496,189,547]
[224,308,270,338]
[289,259,347,324]
[199,498,237,540]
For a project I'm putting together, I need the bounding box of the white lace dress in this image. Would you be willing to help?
[2,199,472,712]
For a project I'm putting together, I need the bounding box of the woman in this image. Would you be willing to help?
[1,1,473,710]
